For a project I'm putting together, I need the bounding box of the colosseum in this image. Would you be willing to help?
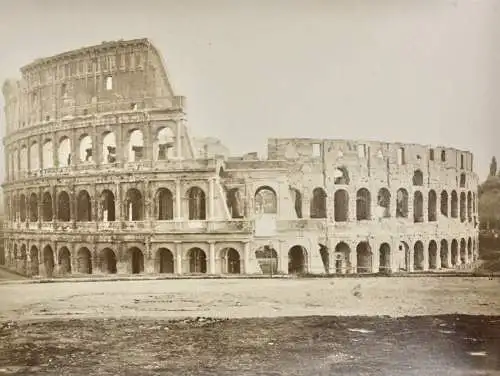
[1,38,479,278]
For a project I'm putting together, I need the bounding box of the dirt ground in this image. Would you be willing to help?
[1,277,499,375]
[0,277,499,321]
[1,315,499,375]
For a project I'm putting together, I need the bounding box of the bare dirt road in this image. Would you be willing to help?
[0,276,499,322]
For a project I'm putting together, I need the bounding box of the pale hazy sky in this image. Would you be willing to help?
[0,0,498,181]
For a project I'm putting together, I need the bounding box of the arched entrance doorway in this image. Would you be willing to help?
[288,245,307,274]
[156,248,174,273]
[221,248,241,274]
[100,248,117,274]
[128,247,144,274]
[58,247,72,275]
[413,241,424,271]
[356,242,372,273]
[43,245,55,278]
[379,243,391,273]
[428,241,438,270]
[77,248,92,274]
[188,248,207,273]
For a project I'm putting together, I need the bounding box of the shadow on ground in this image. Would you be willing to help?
[0,315,499,376]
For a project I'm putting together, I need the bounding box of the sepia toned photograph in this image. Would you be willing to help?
[0,0,499,375]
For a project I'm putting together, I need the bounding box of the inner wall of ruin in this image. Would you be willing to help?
[1,38,479,278]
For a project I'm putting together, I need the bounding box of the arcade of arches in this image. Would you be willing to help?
[6,185,477,225]
[6,236,478,277]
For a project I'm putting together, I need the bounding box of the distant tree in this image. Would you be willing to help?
[479,175,500,229]
[490,156,497,177]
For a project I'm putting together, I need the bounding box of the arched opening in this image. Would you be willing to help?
[356,188,371,220]
[467,192,472,222]
[413,241,424,271]
[289,188,302,219]
[156,188,174,220]
[42,139,54,169]
[451,239,459,266]
[19,194,26,222]
[440,191,448,217]
[227,188,244,219]
[57,191,71,222]
[460,238,466,264]
[428,240,438,269]
[459,192,466,222]
[156,248,174,273]
[29,193,38,222]
[310,187,327,218]
[333,166,350,184]
[428,190,437,222]
[187,187,206,220]
[19,245,27,275]
[155,127,175,160]
[288,245,307,274]
[440,240,449,268]
[333,189,349,222]
[412,170,423,186]
[255,186,277,214]
[79,134,93,162]
[128,129,144,162]
[30,246,39,276]
[377,188,391,218]
[221,248,241,274]
[100,190,115,222]
[334,242,350,274]
[42,192,53,221]
[397,147,406,165]
[356,242,372,273]
[30,142,39,171]
[102,131,117,164]
[58,247,71,275]
[441,150,446,162]
[20,145,28,173]
[398,241,410,271]
[125,188,143,221]
[58,136,72,167]
[396,188,409,218]
[77,248,92,274]
[467,238,472,262]
[451,191,458,218]
[255,246,278,274]
[459,173,466,188]
[188,247,207,273]
[379,243,391,273]
[76,190,92,222]
[100,248,117,274]
[413,191,423,223]
[128,247,144,274]
[43,245,55,278]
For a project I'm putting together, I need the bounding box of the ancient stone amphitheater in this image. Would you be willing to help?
[1,38,479,278]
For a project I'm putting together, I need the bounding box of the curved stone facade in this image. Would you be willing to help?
[2,39,479,278]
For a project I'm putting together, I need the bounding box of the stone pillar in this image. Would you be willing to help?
[175,179,182,220]
[71,128,79,167]
[92,129,100,167]
[144,239,154,273]
[38,134,43,171]
[37,187,43,229]
[208,241,216,274]
[422,244,429,271]
[278,241,288,274]
[175,241,183,275]
[116,182,123,223]
[52,131,59,167]
[52,185,57,227]
[70,184,76,228]
[302,188,310,219]
[176,120,182,158]
[209,178,215,220]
